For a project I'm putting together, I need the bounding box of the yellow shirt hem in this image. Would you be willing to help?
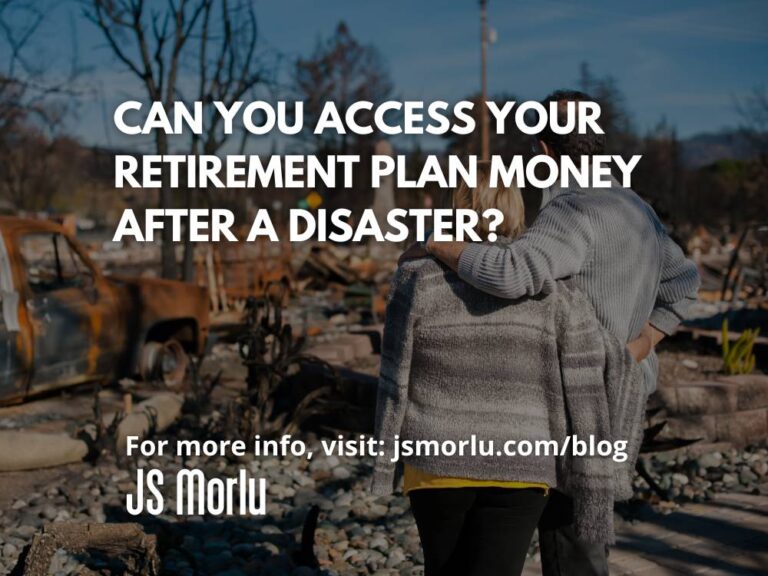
[403,464,549,495]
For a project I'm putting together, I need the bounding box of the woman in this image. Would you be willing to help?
[371,167,645,576]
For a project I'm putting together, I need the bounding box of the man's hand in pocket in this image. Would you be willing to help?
[627,323,666,362]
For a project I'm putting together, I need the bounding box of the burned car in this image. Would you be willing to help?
[0,217,209,404]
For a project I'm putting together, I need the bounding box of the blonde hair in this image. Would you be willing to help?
[453,163,526,240]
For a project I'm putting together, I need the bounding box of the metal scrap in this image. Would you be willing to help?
[0,216,210,404]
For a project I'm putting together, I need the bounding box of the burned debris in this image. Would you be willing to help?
[237,287,333,438]
[1,212,767,575]
[11,523,160,576]
[0,216,209,406]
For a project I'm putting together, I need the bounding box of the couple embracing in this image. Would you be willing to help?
[372,90,700,576]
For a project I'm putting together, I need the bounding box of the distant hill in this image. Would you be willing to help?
[680,130,765,169]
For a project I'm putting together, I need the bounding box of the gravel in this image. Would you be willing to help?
[632,443,768,508]
[1,430,766,574]
[0,442,424,575]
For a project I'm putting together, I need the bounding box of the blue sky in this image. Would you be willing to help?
[6,0,768,151]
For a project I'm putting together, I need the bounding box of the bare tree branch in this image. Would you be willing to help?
[85,0,274,279]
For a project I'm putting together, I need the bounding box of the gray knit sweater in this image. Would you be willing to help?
[457,181,701,393]
[371,257,646,543]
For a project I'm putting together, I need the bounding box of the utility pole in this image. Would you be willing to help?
[480,0,490,162]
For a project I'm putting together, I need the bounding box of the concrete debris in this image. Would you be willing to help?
[0,432,88,472]
[0,392,183,471]
[111,393,184,453]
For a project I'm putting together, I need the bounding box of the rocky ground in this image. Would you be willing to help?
[1,340,767,576]
[634,444,768,504]
[2,432,767,575]
[0,445,423,576]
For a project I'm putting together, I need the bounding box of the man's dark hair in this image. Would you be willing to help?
[538,89,606,156]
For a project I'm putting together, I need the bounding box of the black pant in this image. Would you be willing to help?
[410,487,549,576]
[538,490,609,576]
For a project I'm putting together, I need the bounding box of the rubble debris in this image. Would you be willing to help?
[236,287,338,438]
[0,392,183,470]
[111,393,184,453]
[11,523,159,576]
[634,443,768,505]
[0,431,88,472]
[298,246,360,288]
[304,334,373,365]
[0,444,425,575]
[691,222,767,304]
[198,241,294,312]
[719,223,767,304]
[289,363,379,435]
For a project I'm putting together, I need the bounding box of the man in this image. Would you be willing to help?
[416,90,701,575]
